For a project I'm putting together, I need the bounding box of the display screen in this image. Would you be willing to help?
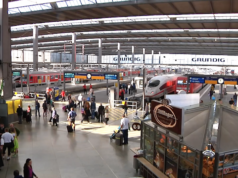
[12,71,21,77]
[189,77,205,83]
[64,73,75,78]
[105,74,118,80]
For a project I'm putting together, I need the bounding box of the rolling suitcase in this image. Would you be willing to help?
[23,110,27,119]
[67,125,73,132]
[115,133,123,146]
[62,106,67,112]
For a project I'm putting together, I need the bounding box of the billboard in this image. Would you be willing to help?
[151,100,183,135]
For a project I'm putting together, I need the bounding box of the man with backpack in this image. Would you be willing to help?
[68,107,77,131]
[51,107,58,126]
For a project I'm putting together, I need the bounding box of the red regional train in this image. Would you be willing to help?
[14,71,71,86]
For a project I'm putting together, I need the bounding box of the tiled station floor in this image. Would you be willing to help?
[0,102,141,178]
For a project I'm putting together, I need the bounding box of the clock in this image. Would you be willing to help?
[87,74,91,79]
[218,78,224,84]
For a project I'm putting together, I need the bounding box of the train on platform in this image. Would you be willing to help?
[145,75,203,99]
[13,71,71,87]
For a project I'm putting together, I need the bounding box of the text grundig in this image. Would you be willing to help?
[157,109,174,119]
[191,58,225,62]
[113,57,140,61]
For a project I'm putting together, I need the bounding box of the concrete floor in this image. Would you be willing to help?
[0,102,141,178]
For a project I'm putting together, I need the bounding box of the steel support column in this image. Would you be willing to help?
[71,33,76,70]
[0,0,12,99]
[143,48,145,64]
[118,43,120,68]
[98,39,102,67]
[132,46,134,63]
[33,25,38,71]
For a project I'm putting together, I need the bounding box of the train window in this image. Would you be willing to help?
[55,75,58,79]
[37,76,41,79]
[42,76,44,80]
[148,80,160,87]
[51,76,54,79]
[30,76,33,80]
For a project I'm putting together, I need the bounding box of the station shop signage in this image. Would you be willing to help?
[189,76,238,85]
[151,100,183,135]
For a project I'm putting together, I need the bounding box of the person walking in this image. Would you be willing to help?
[61,90,66,101]
[81,102,91,124]
[78,94,83,107]
[233,93,237,106]
[128,83,131,95]
[104,105,109,125]
[67,107,77,131]
[23,158,38,178]
[91,100,96,120]
[46,92,51,114]
[16,105,23,124]
[83,84,87,95]
[0,135,4,168]
[123,102,128,116]
[121,89,125,100]
[68,94,71,101]
[9,128,19,157]
[120,114,129,145]
[35,100,40,117]
[13,170,24,178]
[209,89,214,100]
[26,106,32,122]
[51,107,58,126]
[2,128,14,160]
[229,98,234,105]
[42,100,47,117]
[98,103,105,123]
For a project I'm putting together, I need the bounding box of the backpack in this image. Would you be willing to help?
[69,111,77,119]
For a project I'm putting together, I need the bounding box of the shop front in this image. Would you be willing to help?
[137,99,238,178]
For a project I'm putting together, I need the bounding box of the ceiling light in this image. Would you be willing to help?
[202,144,215,158]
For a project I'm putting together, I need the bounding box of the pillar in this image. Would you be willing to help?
[159,51,161,64]
[143,48,145,64]
[0,0,12,99]
[152,50,154,67]
[22,50,24,62]
[98,39,102,67]
[118,43,120,68]
[42,51,45,63]
[71,33,76,70]
[33,25,38,71]
[132,46,134,63]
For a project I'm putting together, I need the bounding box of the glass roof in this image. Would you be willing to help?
[8,3,52,14]
[10,13,238,32]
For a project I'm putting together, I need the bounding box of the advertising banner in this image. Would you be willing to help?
[165,157,178,178]
[151,100,183,135]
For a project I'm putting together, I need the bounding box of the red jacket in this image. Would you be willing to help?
[83,85,86,89]
[90,85,92,89]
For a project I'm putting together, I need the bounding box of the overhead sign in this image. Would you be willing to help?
[105,74,118,80]
[12,71,21,77]
[64,73,75,78]
[74,72,119,80]
[190,75,238,85]
[151,100,183,135]
[189,77,205,83]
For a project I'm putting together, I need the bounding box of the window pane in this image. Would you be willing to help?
[29,5,42,11]
[41,3,52,10]
[55,75,58,79]
[8,8,20,14]
[56,1,68,8]
[18,6,31,12]
[51,76,54,79]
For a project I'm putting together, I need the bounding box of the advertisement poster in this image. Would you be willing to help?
[151,100,183,135]
[165,157,178,178]
[153,148,165,172]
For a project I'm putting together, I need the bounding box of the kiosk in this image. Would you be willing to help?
[135,99,238,178]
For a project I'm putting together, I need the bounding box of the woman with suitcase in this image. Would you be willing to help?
[26,106,32,122]
[104,105,109,125]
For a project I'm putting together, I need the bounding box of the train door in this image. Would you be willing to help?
[46,75,50,85]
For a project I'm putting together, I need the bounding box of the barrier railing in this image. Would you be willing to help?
[113,100,138,111]
[13,91,45,100]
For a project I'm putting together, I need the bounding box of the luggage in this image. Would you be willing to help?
[110,126,121,139]
[87,97,90,101]
[56,114,59,123]
[67,125,73,132]
[62,106,67,112]
[23,110,27,119]
[26,115,31,122]
[115,133,123,146]
[74,103,77,108]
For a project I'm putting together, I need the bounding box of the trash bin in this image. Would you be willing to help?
[115,133,123,146]
[133,155,141,172]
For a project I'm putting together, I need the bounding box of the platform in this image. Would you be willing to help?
[0,102,141,178]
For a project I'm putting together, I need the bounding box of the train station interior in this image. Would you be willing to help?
[1,0,238,178]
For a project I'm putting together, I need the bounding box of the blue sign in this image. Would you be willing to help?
[189,77,205,83]
[12,71,21,77]
[64,73,75,78]
[105,74,118,80]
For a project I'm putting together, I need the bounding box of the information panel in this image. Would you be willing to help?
[189,77,205,83]
[12,71,21,77]
[105,74,118,80]
[64,73,75,78]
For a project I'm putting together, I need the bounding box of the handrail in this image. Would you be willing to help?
[113,100,138,111]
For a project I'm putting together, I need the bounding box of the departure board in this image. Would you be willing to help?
[12,71,21,77]
[189,77,205,83]
[64,73,75,78]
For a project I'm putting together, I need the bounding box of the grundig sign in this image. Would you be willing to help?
[151,100,183,135]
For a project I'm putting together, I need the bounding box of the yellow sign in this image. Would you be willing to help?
[38,79,42,84]
[115,83,118,87]
[6,100,14,115]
